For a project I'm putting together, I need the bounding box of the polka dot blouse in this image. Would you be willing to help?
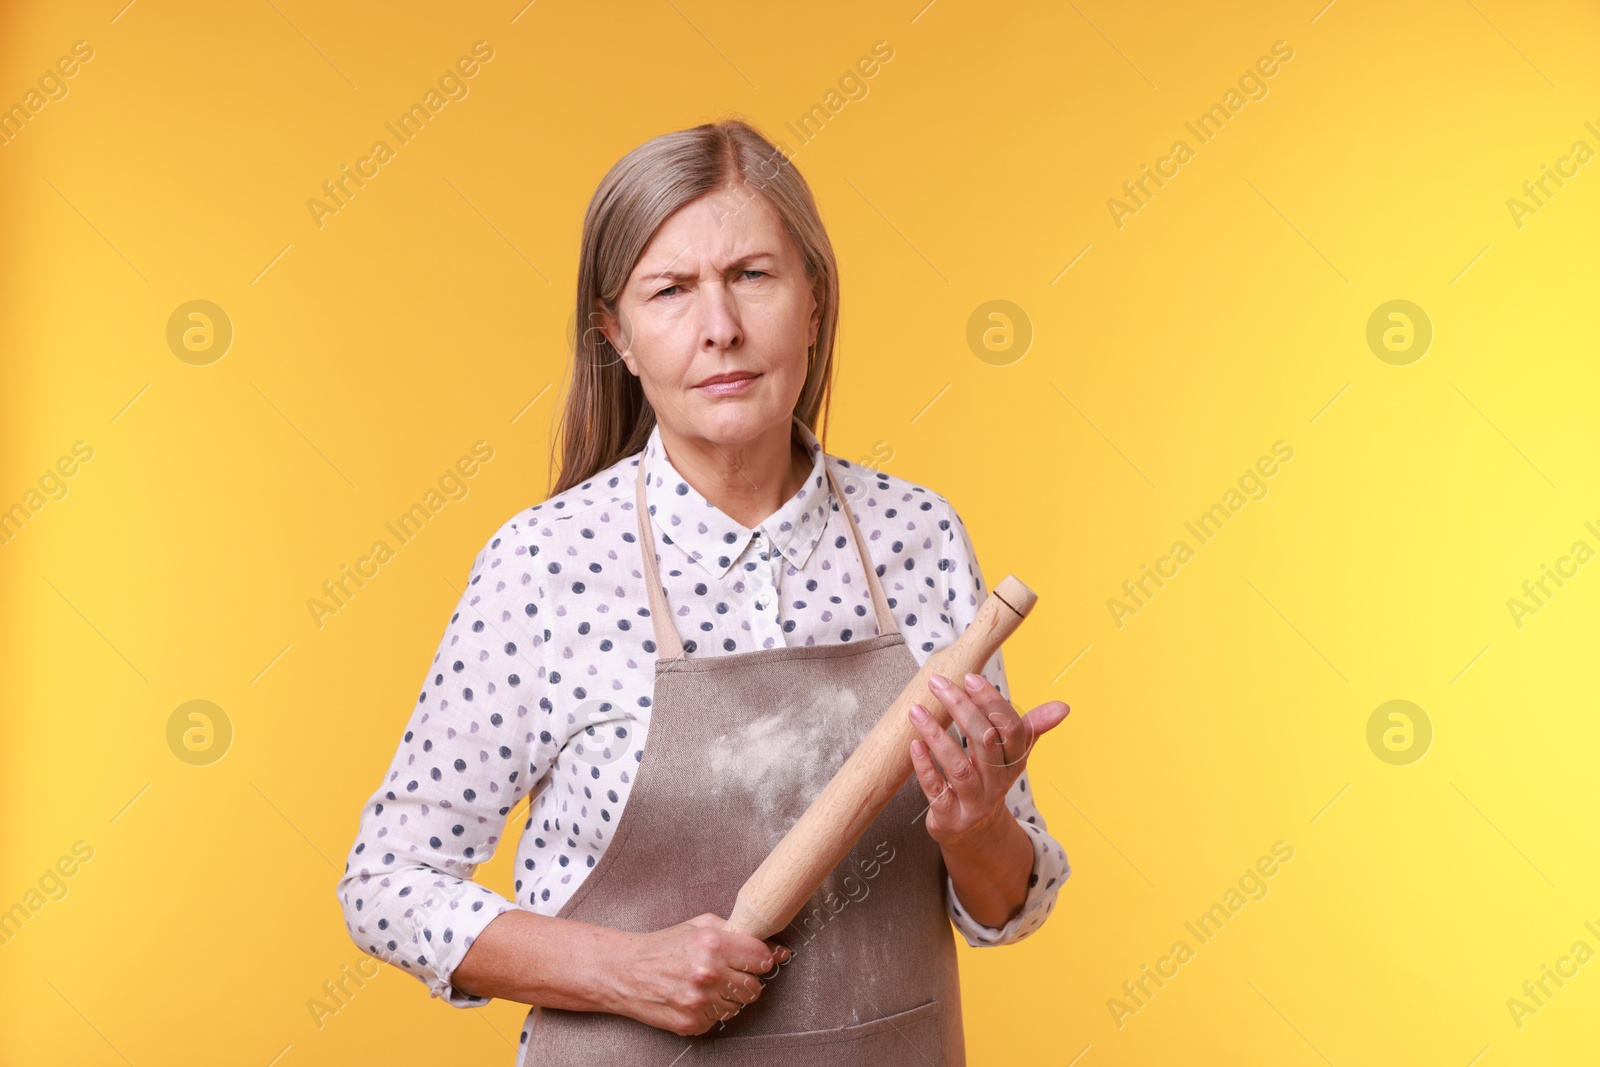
[335,413,1070,1008]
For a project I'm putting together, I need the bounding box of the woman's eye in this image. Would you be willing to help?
[654,285,680,299]
[741,270,766,281]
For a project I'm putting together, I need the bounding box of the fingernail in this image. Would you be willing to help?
[963,672,984,690]
[928,673,948,690]
[909,703,928,722]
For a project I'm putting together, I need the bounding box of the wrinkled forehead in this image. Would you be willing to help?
[631,186,793,281]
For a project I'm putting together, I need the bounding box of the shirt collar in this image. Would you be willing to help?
[640,413,831,579]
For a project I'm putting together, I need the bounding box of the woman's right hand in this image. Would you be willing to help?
[610,912,793,1036]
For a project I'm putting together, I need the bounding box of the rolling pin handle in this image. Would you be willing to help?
[724,893,777,940]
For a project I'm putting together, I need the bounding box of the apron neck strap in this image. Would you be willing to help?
[634,451,898,660]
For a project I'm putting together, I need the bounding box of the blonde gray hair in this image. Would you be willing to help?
[548,117,840,497]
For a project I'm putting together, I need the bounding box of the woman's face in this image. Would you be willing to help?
[595,184,820,448]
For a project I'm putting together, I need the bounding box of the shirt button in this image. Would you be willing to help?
[755,595,770,610]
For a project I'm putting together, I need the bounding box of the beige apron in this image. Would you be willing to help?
[517,459,965,1066]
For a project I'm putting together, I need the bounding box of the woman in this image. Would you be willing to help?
[336,118,1071,1066]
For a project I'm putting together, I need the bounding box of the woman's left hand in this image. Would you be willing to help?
[907,671,1069,848]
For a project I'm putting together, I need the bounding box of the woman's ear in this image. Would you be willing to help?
[591,298,639,376]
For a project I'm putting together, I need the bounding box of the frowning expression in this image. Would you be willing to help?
[596,183,821,447]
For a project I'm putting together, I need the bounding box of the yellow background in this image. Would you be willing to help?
[3,0,1598,1063]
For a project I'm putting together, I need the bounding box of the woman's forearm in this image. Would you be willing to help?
[941,811,1035,930]
[450,908,631,1011]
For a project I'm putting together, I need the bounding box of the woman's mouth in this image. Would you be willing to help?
[696,372,760,397]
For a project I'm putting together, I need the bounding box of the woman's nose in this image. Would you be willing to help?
[696,282,743,350]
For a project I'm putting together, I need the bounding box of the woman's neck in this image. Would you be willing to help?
[656,419,810,529]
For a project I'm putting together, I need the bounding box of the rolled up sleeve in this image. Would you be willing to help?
[335,517,559,1006]
[933,496,1070,947]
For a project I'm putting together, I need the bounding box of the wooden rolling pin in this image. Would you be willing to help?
[723,575,1039,939]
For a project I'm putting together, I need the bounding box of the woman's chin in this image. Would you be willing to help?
[683,397,781,443]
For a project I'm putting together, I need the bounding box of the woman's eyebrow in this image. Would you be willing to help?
[639,252,778,284]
